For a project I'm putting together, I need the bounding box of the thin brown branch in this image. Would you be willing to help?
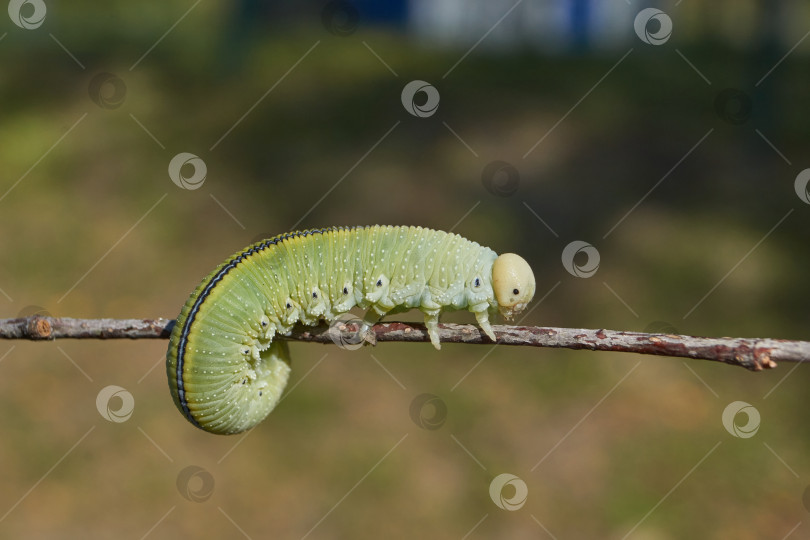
[0,316,175,340]
[0,316,807,371]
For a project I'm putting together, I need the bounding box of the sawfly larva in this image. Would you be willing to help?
[166,225,535,434]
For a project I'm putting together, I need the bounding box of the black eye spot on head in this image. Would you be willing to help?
[312,291,318,299]
[286,302,292,309]
[376,279,382,287]
[513,288,519,295]
[474,278,481,287]
[261,320,268,327]
[343,287,349,294]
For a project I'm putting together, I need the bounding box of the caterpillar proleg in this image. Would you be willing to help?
[166,225,535,434]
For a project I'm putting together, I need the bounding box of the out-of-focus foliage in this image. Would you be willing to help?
[0,1,808,538]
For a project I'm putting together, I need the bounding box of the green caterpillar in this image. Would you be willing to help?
[166,225,536,434]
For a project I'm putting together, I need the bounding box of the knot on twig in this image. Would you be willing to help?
[727,340,778,371]
[27,315,52,340]
[750,341,777,371]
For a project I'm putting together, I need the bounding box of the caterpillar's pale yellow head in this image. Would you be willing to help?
[492,253,535,320]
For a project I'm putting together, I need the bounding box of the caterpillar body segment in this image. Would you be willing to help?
[167,225,535,434]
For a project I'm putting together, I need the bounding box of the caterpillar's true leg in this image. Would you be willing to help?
[360,308,384,346]
[474,309,497,342]
[360,298,398,346]
[423,309,442,350]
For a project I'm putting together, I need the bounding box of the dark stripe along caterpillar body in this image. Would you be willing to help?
[166,225,536,434]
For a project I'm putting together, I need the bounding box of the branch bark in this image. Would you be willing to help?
[0,316,175,340]
[1,316,807,372]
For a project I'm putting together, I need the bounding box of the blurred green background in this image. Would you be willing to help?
[1,1,809,538]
